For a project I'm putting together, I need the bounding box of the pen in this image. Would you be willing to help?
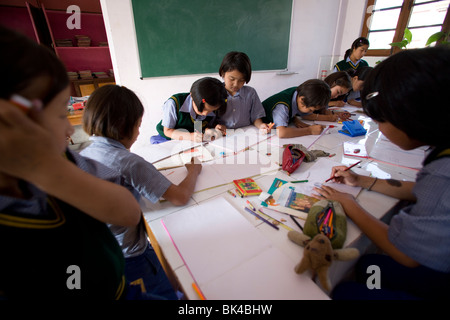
[290,180,308,183]
[290,215,303,231]
[10,94,33,112]
[192,282,206,300]
[244,207,279,230]
[246,200,256,211]
[325,160,362,182]
[227,190,236,198]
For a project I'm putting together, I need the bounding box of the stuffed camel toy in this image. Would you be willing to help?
[288,231,359,291]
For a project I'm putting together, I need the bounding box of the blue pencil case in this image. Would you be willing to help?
[338,120,367,137]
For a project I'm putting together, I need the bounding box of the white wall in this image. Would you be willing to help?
[100,0,372,150]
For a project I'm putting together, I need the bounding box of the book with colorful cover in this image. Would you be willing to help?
[233,178,262,197]
[270,185,319,219]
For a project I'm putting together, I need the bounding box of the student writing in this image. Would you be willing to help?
[80,84,202,299]
[153,77,227,143]
[261,79,331,138]
[315,46,450,300]
[0,26,141,300]
[217,51,269,132]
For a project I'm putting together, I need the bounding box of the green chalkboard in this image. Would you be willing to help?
[131,0,292,78]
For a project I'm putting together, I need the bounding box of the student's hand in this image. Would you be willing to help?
[326,114,340,122]
[308,124,325,135]
[328,165,361,186]
[191,130,203,143]
[258,122,270,134]
[0,99,58,179]
[214,124,227,136]
[312,185,356,204]
[336,111,352,121]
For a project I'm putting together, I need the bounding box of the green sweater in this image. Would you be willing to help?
[156,93,215,140]
[262,87,297,124]
[335,59,369,71]
[0,153,126,300]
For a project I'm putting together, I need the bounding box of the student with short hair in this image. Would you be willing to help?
[315,46,450,300]
[217,51,269,131]
[262,79,331,138]
[153,77,228,143]
[81,84,203,299]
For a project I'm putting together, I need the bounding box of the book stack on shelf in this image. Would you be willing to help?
[67,71,79,81]
[55,39,73,47]
[79,70,93,80]
[93,71,109,79]
[75,35,91,47]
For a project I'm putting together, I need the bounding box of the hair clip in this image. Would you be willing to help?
[366,92,379,100]
[202,98,206,103]
[224,99,228,103]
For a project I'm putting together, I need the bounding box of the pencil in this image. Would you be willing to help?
[267,122,275,130]
[290,215,303,231]
[325,160,362,182]
[192,282,206,300]
[290,180,308,183]
[10,94,33,112]
[244,207,279,230]
[227,190,236,198]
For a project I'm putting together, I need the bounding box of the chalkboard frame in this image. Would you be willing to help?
[131,0,293,78]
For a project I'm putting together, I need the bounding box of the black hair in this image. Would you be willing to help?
[362,46,450,147]
[218,51,252,83]
[0,26,68,106]
[83,85,144,141]
[324,71,352,89]
[344,37,370,61]
[190,77,228,116]
[296,79,331,108]
[346,66,373,81]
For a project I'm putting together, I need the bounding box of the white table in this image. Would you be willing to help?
[136,107,421,300]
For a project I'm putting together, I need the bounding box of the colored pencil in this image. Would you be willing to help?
[244,207,279,230]
[325,160,361,182]
[192,282,206,300]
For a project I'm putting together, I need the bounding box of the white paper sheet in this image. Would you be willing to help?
[161,197,329,300]
[132,140,203,164]
[369,135,426,169]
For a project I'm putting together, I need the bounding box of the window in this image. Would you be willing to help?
[362,0,450,56]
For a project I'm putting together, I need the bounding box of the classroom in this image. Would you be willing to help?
[1,0,449,304]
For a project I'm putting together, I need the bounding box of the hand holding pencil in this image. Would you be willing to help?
[325,161,361,186]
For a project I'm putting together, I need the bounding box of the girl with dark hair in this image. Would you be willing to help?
[334,37,370,72]
[217,51,269,131]
[315,46,450,300]
[0,26,142,299]
[345,66,373,108]
[81,84,202,299]
[154,77,228,143]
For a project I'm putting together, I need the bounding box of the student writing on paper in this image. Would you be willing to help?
[314,46,450,300]
[153,77,227,144]
[344,66,373,108]
[262,79,330,138]
[217,51,270,132]
[0,26,142,300]
[81,85,202,299]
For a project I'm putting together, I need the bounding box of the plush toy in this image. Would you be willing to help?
[288,231,359,291]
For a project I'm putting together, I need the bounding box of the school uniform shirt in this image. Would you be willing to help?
[80,136,172,258]
[333,57,369,72]
[217,85,265,129]
[388,148,450,273]
[266,89,310,128]
[0,149,126,300]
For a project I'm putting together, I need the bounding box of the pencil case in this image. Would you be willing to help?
[303,200,347,249]
[282,144,306,175]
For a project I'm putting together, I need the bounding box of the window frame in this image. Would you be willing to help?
[361,0,450,56]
